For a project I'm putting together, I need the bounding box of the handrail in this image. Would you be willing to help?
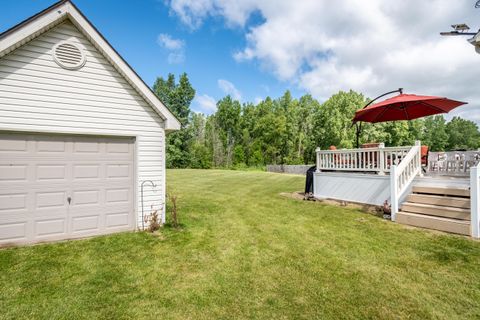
[396,145,421,195]
[470,166,480,238]
[316,144,412,174]
[390,141,422,221]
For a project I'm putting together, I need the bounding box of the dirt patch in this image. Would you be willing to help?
[280,191,383,217]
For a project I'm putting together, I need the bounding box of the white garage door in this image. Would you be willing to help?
[0,133,135,245]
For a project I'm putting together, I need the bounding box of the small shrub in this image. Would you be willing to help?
[147,209,160,232]
[169,194,179,228]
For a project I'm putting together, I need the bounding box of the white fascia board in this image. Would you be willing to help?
[0,1,181,131]
[0,5,68,58]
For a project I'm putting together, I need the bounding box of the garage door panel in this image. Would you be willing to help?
[0,193,28,212]
[35,191,67,209]
[0,135,29,153]
[106,163,132,179]
[73,164,101,180]
[71,215,100,234]
[73,140,101,153]
[36,164,68,181]
[106,141,132,154]
[0,133,135,245]
[72,189,101,206]
[105,187,131,204]
[34,218,66,238]
[0,221,27,241]
[105,211,130,229]
[0,164,28,183]
[36,139,68,153]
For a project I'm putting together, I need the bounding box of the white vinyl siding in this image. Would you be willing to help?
[0,21,166,226]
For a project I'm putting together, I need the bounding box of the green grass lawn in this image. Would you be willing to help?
[1,169,480,319]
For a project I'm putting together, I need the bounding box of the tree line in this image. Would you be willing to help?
[154,73,480,169]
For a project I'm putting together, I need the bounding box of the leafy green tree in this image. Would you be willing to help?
[189,112,212,168]
[153,73,195,168]
[239,103,256,165]
[446,117,480,150]
[205,114,225,167]
[153,73,194,126]
[314,90,367,149]
[421,116,448,151]
[294,94,320,163]
[250,97,287,164]
[214,96,242,167]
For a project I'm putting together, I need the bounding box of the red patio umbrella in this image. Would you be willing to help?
[353,91,467,124]
[352,88,467,147]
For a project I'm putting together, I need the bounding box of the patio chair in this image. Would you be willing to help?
[427,151,438,172]
[446,152,461,173]
[421,145,429,173]
[421,146,429,166]
[464,152,480,172]
[430,152,447,172]
[437,152,447,172]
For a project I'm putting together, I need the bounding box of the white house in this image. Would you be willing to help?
[0,0,180,245]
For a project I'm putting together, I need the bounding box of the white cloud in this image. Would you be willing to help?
[168,0,480,123]
[168,0,258,29]
[157,33,185,64]
[192,94,217,113]
[218,79,242,100]
[157,33,185,50]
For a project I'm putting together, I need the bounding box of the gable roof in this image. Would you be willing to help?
[0,0,181,131]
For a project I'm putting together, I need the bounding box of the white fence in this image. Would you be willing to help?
[315,144,411,175]
[266,164,313,175]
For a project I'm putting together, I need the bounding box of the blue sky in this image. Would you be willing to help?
[1,0,303,114]
[2,0,479,121]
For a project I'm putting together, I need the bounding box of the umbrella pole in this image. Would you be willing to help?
[355,122,362,148]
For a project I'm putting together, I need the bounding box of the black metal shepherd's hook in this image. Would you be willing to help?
[353,88,403,148]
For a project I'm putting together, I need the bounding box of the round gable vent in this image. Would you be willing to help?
[52,41,86,70]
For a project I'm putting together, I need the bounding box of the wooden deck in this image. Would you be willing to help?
[314,143,479,238]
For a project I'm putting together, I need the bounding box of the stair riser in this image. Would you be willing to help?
[412,186,470,198]
[397,213,470,235]
[407,194,470,209]
[401,204,470,220]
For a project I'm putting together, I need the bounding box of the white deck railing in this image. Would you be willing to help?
[390,141,422,221]
[316,144,411,175]
[314,141,422,221]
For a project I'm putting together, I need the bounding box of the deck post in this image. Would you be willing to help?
[378,143,385,175]
[390,165,398,221]
[470,166,480,238]
[315,147,321,172]
[415,140,423,177]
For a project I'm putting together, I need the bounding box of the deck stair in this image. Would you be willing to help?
[397,186,471,235]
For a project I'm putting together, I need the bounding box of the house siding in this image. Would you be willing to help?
[0,21,166,226]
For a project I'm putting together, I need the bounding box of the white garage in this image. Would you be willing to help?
[0,1,180,245]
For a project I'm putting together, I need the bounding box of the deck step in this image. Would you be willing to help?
[412,186,470,198]
[397,211,470,235]
[407,194,470,209]
[401,202,470,220]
